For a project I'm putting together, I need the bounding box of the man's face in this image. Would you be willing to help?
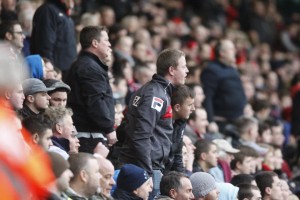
[33,92,51,111]
[57,169,73,193]
[204,188,219,200]
[38,129,53,151]
[205,144,218,168]
[183,136,195,154]
[194,109,209,134]
[9,24,25,50]
[220,40,236,65]
[193,86,205,108]
[99,162,115,198]
[238,156,253,174]
[9,83,25,110]
[172,56,189,86]
[176,97,195,120]
[271,126,284,147]
[49,91,68,107]
[86,158,102,197]
[135,178,153,200]
[44,61,56,80]
[174,177,194,200]
[60,114,75,139]
[269,176,283,200]
[68,130,80,154]
[96,31,112,64]
[250,189,262,200]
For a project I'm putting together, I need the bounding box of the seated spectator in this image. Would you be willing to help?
[25,54,45,80]
[0,21,24,55]
[237,184,261,200]
[216,182,239,200]
[190,172,219,200]
[184,108,209,143]
[258,122,272,145]
[280,180,292,200]
[67,153,101,199]
[236,116,268,155]
[44,107,79,159]
[3,83,25,111]
[22,115,53,151]
[255,171,283,200]
[231,147,257,176]
[47,152,73,199]
[42,58,56,80]
[183,135,195,175]
[113,164,153,200]
[265,119,285,148]
[43,79,71,107]
[231,174,256,187]
[156,171,194,200]
[252,99,271,122]
[210,139,240,182]
[19,78,54,119]
[193,140,218,173]
[95,155,116,200]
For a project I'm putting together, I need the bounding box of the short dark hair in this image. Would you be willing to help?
[194,139,215,161]
[68,153,96,181]
[80,26,108,50]
[252,99,271,112]
[171,84,195,107]
[237,184,260,200]
[230,146,258,170]
[235,116,258,135]
[160,171,189,197]
[231,174,255,186]
[22,115,53,137]
[255,171,277,197]
[0,20,20,39]
[156,49,185,76]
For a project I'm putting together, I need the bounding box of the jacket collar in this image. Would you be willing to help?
[80,51,109,71]
[152,74,175,96]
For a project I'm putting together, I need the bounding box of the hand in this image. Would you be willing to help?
[94,142,109,158]
[106,131,117,146]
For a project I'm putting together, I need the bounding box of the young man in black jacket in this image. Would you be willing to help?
[66,26,117,153]
[119,49,189,199]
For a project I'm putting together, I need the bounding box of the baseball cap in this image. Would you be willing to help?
[23,78,55,96]
[213,139,240,154]
[43,79,71,93]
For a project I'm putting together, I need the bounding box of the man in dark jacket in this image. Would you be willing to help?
[30,0,77,72]
[201,39,247,133]
[66,26,117,153]
[119,49,189,199]
[165,84,195,174]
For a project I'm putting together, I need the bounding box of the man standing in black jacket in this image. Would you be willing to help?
[119,49,189,199]
[66,26,117,153]
[201,39,247,133]
[31,0,77,73]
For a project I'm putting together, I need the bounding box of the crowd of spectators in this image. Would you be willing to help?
[1,0,300,199]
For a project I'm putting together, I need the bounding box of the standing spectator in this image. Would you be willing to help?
[156,171,194,200]
[201,39,246,133]
[30,0,77,73]
[19,78,54,119]
[0,20,25,55]
[166,84,195,173]
[119,49,188,198]
[237,184,262,200]
[66,26,117,153]
[3,83,25,111]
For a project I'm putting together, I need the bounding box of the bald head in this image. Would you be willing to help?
[96,155,116,198]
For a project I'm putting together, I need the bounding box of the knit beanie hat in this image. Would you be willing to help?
[216,182,239,200]
[48,152,70,178]
[117,164,150,192]
[190,172,216,198]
